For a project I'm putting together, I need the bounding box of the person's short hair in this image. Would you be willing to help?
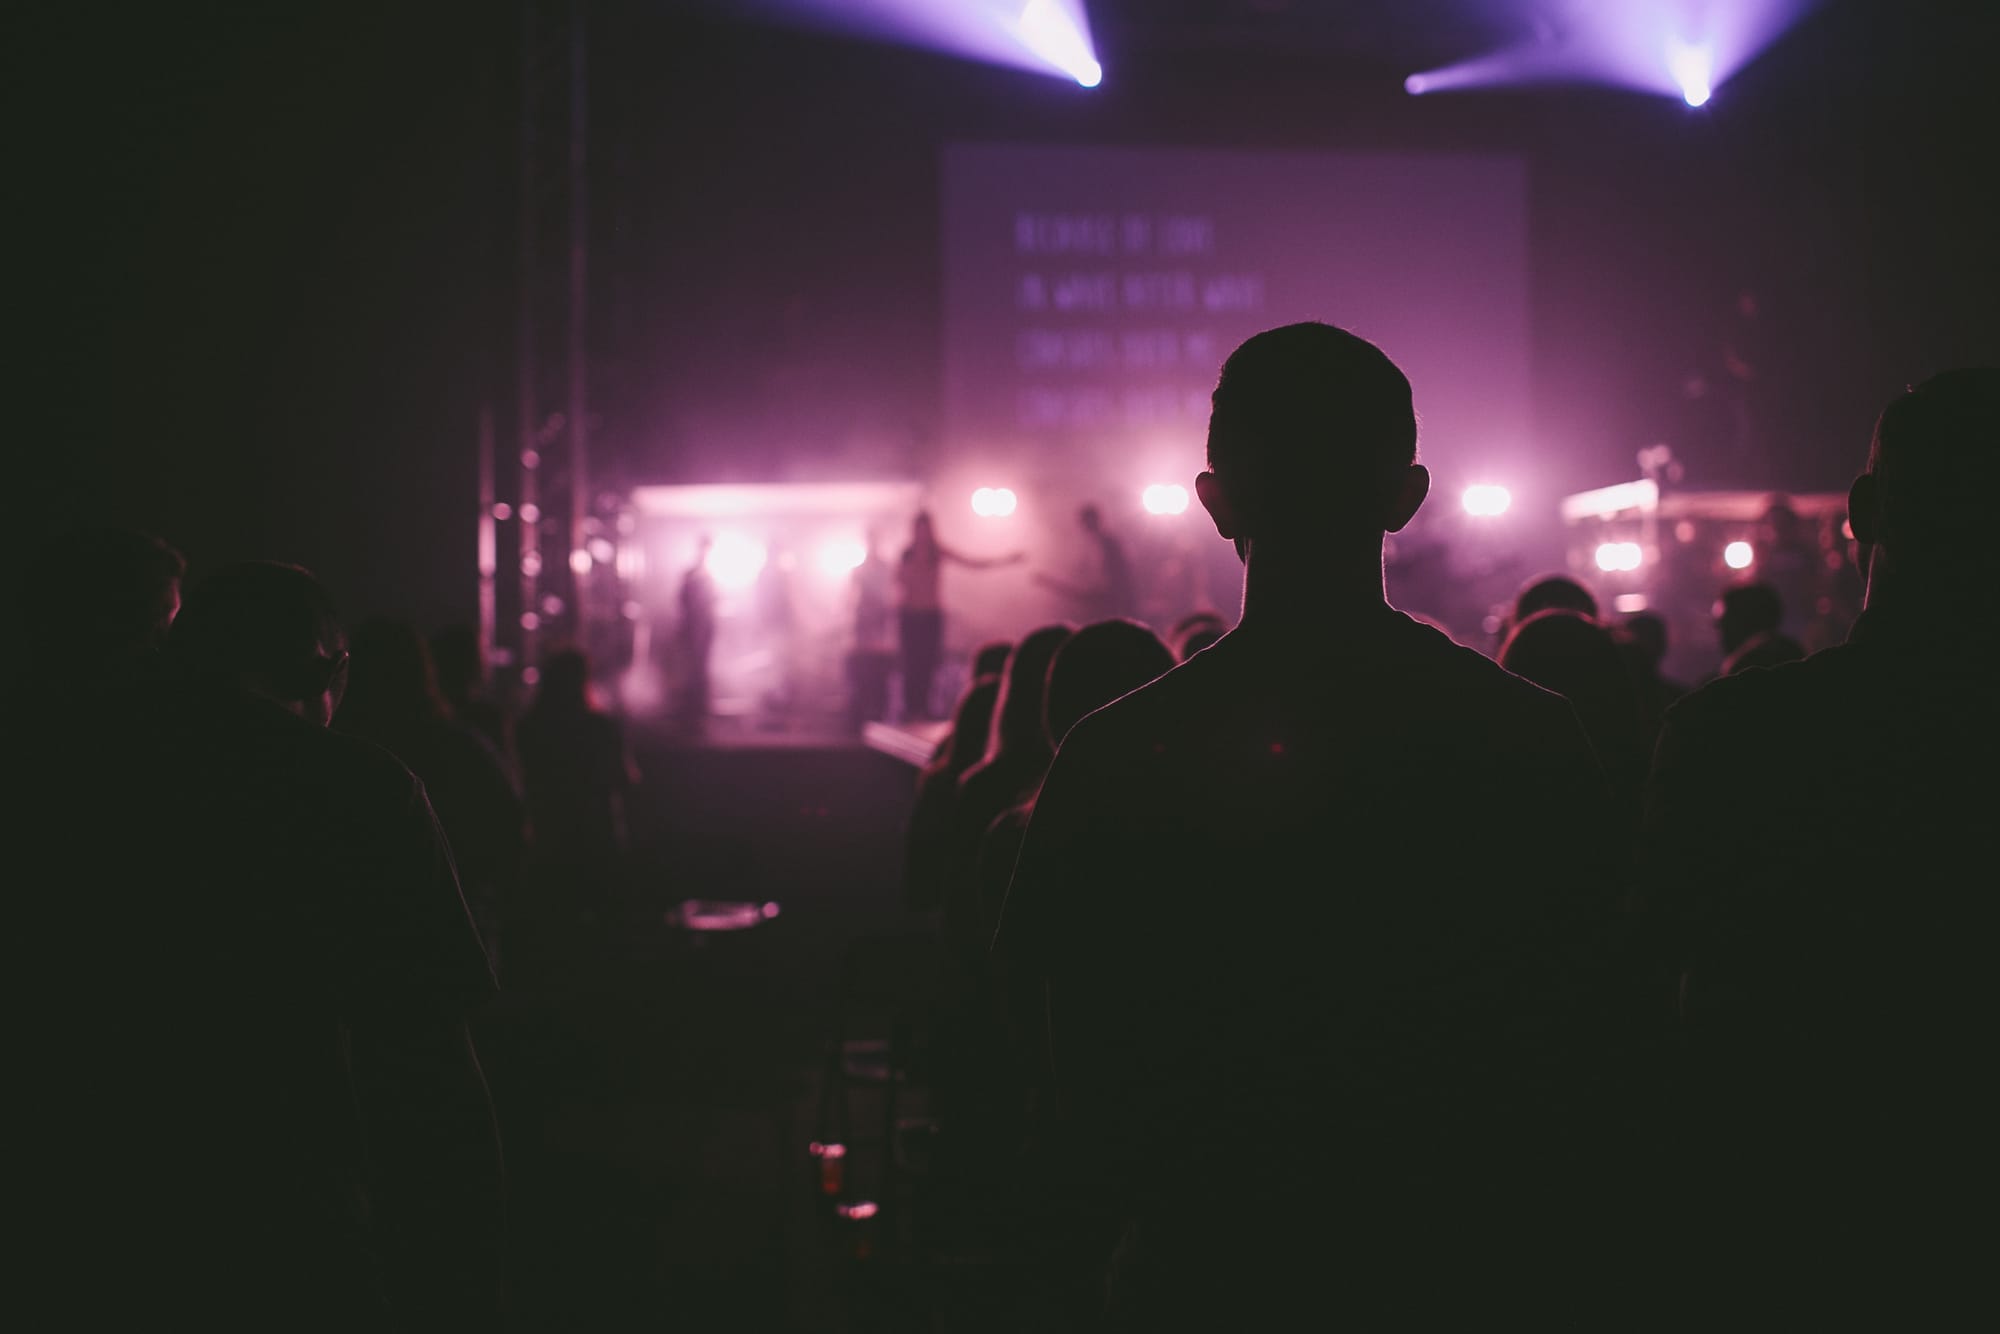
[1866,368,2000,559]
[1622,611,1669,665]
[35,528,185,650]
[1514,574,1598,624]
[1207,322,1417,535]
[170,561,344,702]
[1043,620,1176,747]
[972,639,1013,680]
[1718,583,1783,638]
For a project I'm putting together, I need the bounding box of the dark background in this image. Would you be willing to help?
[25,0,1998,632]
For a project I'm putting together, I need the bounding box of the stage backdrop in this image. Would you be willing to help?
[941,144,1532,501]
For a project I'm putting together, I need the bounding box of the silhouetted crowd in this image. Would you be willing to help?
[895,335,1998,1326]
[13,544,638,1327]
[14,327,1994,1329]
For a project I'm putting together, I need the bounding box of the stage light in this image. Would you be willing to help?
[1396,1,1817,106]
[1018,0,1101,87]
[817,537,869,576]
[491,502,513,521]
[1595,542,1643,573]
[1666,37,1712,106]
[1614,593,1650,613]
[837,1201,880,1221]
[1724,540,1754,569]
[520,612,540,631]
[971,486,1018,518]
[569,549,592,575]
[588,537,615,562]
[519,503,542,524]
[1461,484,1512,517]
[705,532,768,590]
[521,551,543,577]
[1142,483,1189,515]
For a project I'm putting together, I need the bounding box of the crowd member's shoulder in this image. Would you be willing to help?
[1664,642,1861,740]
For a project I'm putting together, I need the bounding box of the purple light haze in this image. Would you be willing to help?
[736,0,1100,85]
[1404,0,1821,105]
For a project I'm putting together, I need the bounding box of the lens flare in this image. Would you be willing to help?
[1595,541,1644,573]
[971,487,1018,518]
[705,533,768,589]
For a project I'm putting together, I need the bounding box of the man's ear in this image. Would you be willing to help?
[1384,463,1430,534]
[1847,473,1881,546]
[1196,470,1241,540]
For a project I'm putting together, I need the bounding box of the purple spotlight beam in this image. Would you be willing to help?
[1403,0,1821,106]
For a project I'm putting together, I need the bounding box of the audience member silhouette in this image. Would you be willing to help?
[905,673,1003,914]
[1639,368,2000,1311]
[975,619,1176,946]
[1715,580,1804,674]
[895,510,1023,720]
[515,647,639,930]
[19,527,184,700]
[338,618,527,974]
[946,624,1072,958]
[431,624,515,767]
[1513,571,1599,625]
[1615,609,1689,753]
[1167,609,1229,661]
[994,323,1619,1323]
[1499,608,1648,831]
[21,561,504,1325]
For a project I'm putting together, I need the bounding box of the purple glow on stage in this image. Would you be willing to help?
[1403,0,1821,106]
[736,0,1100,85]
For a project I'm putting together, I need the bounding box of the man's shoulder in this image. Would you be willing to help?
[1666,642,1864,736]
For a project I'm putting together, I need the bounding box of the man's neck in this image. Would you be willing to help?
[1234,537,1396,635]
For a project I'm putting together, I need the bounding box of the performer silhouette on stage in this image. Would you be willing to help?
[896,510,1022,721]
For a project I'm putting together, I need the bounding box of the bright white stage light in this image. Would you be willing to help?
[1461,484,1512,517]
[1019,0,1101,87]
[1595,541,1644,573]
[1404,73,1429,95]
[705,532,768,590]
[1666,37,1713,106]
[817,537,869,576]
[1141,483,1189,515]
[970,486,1018,518]
[1723,540,1755,570]
[569,549,592,575]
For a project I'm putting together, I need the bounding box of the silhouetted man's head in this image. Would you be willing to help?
[1849,368,2000,581]
[1623,612,1670,667]
[1716,583,1783,654]
[1514,575,1598,625]
[1043,619,1175,748]
[170,562,347,725]
[973,639,1014,680]
[1199,322,1427,557]
[32,529,185,682]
